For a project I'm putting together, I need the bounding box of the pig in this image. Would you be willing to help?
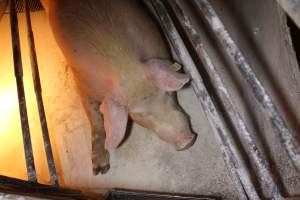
[41,0,197,175]
[0,0,7,21]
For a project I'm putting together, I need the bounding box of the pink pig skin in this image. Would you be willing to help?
[41,0,197,175]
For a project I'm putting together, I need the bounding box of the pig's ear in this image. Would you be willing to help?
[145,59,190,91]
[100,96,128,150]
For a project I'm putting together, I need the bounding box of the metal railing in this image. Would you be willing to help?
[5,0,60,188]
[9,0,37,183]
[143,0,300,199]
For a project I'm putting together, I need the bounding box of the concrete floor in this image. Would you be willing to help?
[0,0,299,199]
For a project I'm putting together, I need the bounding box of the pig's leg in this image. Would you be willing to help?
[80,95,110,175]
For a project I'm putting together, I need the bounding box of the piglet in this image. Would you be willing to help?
[41,0,197,175]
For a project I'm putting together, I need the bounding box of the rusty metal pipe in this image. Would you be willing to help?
[193,0,300,173]
[166,1,284,199]
[9,0,37,182]
[23,0,58,186]
[144,1,260,199]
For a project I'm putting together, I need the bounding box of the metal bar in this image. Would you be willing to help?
[144,1,260,199]
[193,0,300,173]
[23,0,58,186]
[9,0,37,182]
[0,175,86,200]
[166,1,285,199]
[108,189,218,200]
[276,0,300,30]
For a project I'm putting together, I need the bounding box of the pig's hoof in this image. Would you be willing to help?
[93,163,110,175]
[92,151,110,175]
[176,134,197,151]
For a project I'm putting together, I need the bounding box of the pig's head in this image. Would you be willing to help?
[100,59,197,151]
[129,90,196,151]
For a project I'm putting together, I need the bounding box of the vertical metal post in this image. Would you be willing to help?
[23,0,58,186]
[193,0,300,173]
[144,0,261,199]
[9,0,37,182]
[166,1,284,199]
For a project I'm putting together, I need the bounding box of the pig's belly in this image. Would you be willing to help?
[65,47,117,102]
[75,72,115,102]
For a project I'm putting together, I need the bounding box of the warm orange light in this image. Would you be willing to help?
[0,85,19,134]
[0,12,51,183]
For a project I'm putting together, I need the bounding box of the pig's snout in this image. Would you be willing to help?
[155,129,197,151]
[174,132,197,151]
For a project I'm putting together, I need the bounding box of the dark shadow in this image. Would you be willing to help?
[287,16,300,70]
[118,117,134,148]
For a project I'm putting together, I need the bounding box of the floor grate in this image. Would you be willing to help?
[16,0,43,12]
[4,0,44,13]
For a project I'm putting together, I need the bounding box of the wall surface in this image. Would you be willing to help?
[0,0,299,199]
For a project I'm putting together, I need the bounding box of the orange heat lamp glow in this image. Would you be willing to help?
[0,11,56,184]
[0,75,44,181]
[0,80,28,180]
[0,85,19,135]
